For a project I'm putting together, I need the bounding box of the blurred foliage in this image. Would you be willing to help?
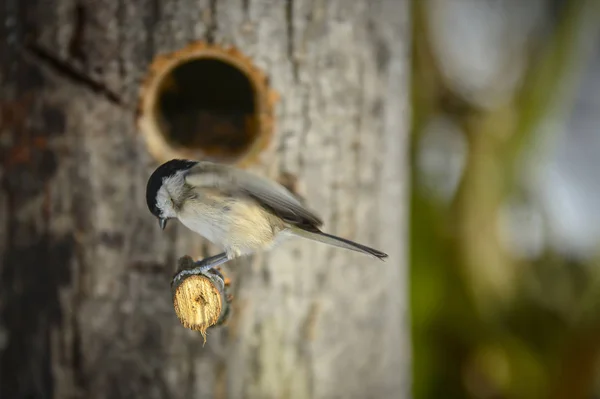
[410,1,600,398]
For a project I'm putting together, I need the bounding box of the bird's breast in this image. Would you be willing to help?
[176,195,285,255]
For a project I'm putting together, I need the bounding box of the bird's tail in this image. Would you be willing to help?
[289,226,388,260]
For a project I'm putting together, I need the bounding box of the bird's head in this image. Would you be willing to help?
[146,159,197,229]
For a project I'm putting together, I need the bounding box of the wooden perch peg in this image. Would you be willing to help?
[170,256,232,343]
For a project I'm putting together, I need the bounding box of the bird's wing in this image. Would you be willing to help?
[184,162,323,229]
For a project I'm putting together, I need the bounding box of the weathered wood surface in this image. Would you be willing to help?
[0,0,410,398]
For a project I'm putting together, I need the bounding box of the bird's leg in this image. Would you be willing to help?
[173,252,230,283]
[194,252,230,272]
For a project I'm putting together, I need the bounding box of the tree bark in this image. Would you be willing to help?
[0,0,410,398]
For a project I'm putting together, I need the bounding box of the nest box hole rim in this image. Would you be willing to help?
[139,45,274,166]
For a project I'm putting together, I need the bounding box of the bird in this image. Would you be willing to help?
[146,159,388,276]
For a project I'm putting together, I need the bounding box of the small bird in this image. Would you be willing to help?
[146,159,388,275]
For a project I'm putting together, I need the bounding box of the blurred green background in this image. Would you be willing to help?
[410,1,600,398]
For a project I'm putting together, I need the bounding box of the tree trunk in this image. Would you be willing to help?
[0,0,410,398]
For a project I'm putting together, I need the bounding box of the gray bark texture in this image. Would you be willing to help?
[0,0,410,398]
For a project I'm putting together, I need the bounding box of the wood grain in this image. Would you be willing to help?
[0,0,410,398]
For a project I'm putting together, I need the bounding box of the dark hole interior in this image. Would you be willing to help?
[156,58,257,158]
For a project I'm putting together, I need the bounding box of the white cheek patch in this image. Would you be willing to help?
[156,171,189,219]
[156,186,177,218]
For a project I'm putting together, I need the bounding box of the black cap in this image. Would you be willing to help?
[146,159,197,217]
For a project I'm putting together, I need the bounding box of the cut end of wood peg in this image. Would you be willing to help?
[170,256,232,344]
[137,41,278,168]
[172,274,223,343]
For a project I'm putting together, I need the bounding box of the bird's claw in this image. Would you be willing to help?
[193,258,219,274]
[172,259,209,285]
[172,253,230,287]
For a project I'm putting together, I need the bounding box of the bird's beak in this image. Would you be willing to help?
[159,217,168,230]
